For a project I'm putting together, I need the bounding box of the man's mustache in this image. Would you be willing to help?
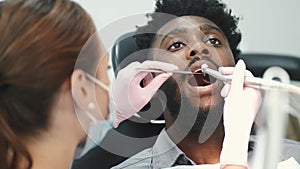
[179,56,219,80]
[187,56,219,68]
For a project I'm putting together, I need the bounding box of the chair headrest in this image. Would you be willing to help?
[111,32,139,76]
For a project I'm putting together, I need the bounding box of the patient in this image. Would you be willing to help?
[112,0,300,168]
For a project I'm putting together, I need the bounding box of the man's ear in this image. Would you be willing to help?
[71,69,92,110]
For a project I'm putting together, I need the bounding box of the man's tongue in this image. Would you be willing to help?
[188,69,216,87]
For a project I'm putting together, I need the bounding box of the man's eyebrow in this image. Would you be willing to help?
[159,24,226,46]
[160,27,187,46]
[200,24,226,39]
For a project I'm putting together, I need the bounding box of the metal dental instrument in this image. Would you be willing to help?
[135,65,300,95]
[136,68,203,75]
[201,63,279,89]
[201,64,300,95]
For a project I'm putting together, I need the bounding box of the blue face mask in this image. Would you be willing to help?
[76,71,116,158]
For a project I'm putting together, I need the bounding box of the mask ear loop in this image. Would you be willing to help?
[85,73,110,92]
[73,95,98,123]
[86,102,97,123]
[85,73,111,122]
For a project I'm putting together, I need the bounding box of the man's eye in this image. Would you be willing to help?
[168,42,185,51]
[206,38,222,46]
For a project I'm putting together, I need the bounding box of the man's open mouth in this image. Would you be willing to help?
[188,63,217,87]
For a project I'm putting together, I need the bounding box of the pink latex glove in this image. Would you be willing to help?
[112,60,178,128]
[219,60,262,168]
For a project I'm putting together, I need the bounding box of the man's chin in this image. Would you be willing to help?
[200,97,223,111]
[161,77,223,127]
[167,94,224,137]
[184,91,223,111]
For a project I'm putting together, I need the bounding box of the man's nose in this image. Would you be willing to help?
[186,48,210,60]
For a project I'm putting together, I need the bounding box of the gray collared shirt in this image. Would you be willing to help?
[111,129,300,169]
[111,129,194,169]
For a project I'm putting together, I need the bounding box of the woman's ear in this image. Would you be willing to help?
[71,69,92,110]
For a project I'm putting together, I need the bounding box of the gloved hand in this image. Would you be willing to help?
[219,60,262,168]
[112,60,178,128]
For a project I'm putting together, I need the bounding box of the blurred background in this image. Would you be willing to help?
[73,0,300,58]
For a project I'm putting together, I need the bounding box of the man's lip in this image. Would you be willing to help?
[185,79,221,96]
[189,60,218,72]
[186,60,218,87]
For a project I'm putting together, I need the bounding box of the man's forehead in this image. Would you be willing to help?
[151,15,227,48]
[156,15,220,35]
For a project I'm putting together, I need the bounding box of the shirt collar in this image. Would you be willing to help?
[151,128,195,168]
[149,130,259,168]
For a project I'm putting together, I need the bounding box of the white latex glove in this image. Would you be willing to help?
[112,60,178,128]
[219,60,262,168]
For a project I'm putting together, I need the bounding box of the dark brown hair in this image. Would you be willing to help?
[0,0,98,168]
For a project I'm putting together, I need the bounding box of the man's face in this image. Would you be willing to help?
[151,16,235,119]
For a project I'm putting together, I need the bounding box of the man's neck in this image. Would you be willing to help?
[167,123,225,165]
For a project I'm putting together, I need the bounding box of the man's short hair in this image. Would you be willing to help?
[135,0,242,60]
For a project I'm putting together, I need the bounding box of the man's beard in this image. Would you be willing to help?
[161,77,224,142]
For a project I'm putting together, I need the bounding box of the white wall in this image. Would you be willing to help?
[73,0,155,54]
[1,0,298,57]
[224,0,300,57]
[73,0,154,30]
[75,0,300,58]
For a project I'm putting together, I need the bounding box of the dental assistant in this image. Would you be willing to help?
[0,0,122,168]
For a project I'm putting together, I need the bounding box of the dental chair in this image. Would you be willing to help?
[71,32,300,169]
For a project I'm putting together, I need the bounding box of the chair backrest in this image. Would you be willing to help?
[111,31,167,123]
[111,32,140,76]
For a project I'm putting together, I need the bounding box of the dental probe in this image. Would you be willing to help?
[135,68,203,75]
[201,64,300,95]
